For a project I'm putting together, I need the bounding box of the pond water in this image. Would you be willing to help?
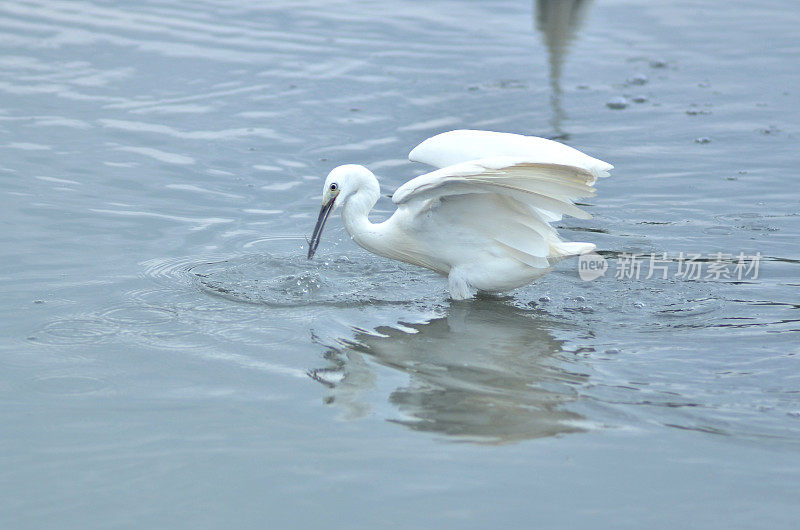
[1,0,799,527]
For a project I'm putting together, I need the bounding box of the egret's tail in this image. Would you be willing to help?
[552,241,595,257]
[588,162,614,181]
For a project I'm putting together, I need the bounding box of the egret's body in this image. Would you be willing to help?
[308,130,613,300]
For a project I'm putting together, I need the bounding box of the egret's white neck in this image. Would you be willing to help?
[340,179,386,254]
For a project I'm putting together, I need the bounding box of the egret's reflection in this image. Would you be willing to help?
[310,301,588,444]
[535,0,593,138]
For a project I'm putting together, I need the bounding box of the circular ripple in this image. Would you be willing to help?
[100,306,176,325]
[141,255,215,285]
[658,298,723,319]
[29,375,109,395]
[212,323,294,346]
[37,318,118,345]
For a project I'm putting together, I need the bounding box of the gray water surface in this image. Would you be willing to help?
[2,0,800,527]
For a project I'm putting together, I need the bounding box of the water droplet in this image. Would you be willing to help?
[627,74,648,85]
[606,97,628,110]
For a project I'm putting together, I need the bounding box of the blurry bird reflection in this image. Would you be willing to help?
[310,301,589,444]
[535,0,593,138]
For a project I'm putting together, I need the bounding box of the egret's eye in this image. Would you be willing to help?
[330,183,338,191]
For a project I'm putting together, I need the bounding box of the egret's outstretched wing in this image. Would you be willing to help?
[409,129,613,181]
[390,157,599,269]
[394,156,595,220]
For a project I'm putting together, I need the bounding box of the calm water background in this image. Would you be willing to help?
[1,0,799,527]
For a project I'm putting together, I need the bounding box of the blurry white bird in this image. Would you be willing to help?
[307,129,612,300]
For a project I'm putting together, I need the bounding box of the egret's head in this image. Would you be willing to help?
[307,164,376,259]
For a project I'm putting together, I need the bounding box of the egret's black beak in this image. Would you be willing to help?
[307,196,335,259]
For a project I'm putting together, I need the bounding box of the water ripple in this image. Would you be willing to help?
[27,375,109,395]
[190,253,436,307]
[37,318,119,345]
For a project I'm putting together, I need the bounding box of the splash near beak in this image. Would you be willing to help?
[307,196,335,259]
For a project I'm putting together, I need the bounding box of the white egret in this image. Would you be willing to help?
[307,129,613,300]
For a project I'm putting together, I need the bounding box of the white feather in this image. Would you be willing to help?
[409,129,613,182]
